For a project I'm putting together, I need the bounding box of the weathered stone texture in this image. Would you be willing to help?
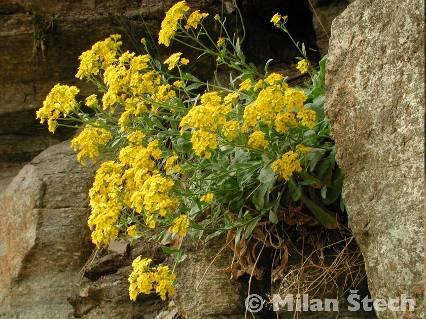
[0,141,94,318]
[324,0,424,318]
[174,241,245,319]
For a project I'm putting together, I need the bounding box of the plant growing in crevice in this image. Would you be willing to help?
[32,11,56,58]
[35,0,361,306]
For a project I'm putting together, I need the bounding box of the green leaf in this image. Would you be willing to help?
[322,168,343,205]
[299,171,322,187]
[287,178,302,201]
[258,166,275,184]
[185,82,204,91]
[321,185,327,199]
[244,216,262,239]
[300,193,338,229]
[205,230,224,242]
[305,148,327,172]
[251,183,269,210]
[269,209,278,224]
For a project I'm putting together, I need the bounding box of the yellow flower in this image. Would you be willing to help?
[283,88,307,112]
[254,79,265,92]
[217,37,225,48]
[128,258,176,301]
[274,112,297,133]
[85,94,98,108]
[200,192,214,203]
[224,92,239,105]
[296,59,309,74]
[190,130,218,158]
[180,91,230,133]
[173,80,185,88]
[153,265,176,300]
[158,1,190,47]
[238,79,252,91]
[222,120,239,141]
[164,153,181,174]
[88,161,124,247]
[180,57,189,65]
[248,130,269,149]
[271,151,302,181]
[128,257,154,300]
[171,215,189,237]
[76,34,122,79]
[265,72,284,85]
[271,13,282,27]
[164,52,183,70]
[127,131,146,144]
[295,144,311,154]
[297,108,317,128]
[127,225,138,237]
[71,126,112,164]
[130,174,178,221]
[185,10,208,29]
[36,84,80,133]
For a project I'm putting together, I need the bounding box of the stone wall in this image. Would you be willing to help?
[325,0,424,318]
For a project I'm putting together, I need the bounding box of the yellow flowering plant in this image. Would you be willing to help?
[36,1,344,301]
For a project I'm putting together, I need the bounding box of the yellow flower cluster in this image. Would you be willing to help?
[222,120,239,141]
[77,42,177,131]
[185,10,208,30]
[200,192,214,203]
[271,13,282,27]
[127,225,138,237]
[36,84,79,133]
[170,214,189,237]
[128,257,176,301]
[239,79,253,91]
[248,131,269,149]
[158,1,189,47]
[242,75,311,133]
[271,151,302,181]
[217,37,226,48]
[71,126,112,164]
[76,34,122,79]
[85,94,98,108]
[190,130,218,158]
[180,92,232,158]
[297,107,317,128]
[295,144,311,154]
[127,131,146,144]
[296,59,309,74]
[243,85,283,130]
[88,161,124,247]
[274,112,297,133]
[283,88,307,112]
[164,52,189,70]
[133,174,179,228]
[119,141,179,229]
[164,153,181,175]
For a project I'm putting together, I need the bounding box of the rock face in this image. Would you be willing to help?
[0,141,94,318]
[324,0,424,318]
[69,240,167,319]
[174,241,245,319]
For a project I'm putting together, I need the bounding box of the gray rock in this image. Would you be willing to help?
[174,240,245,319]
[324,0,424,318]
[0,141,94,318]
